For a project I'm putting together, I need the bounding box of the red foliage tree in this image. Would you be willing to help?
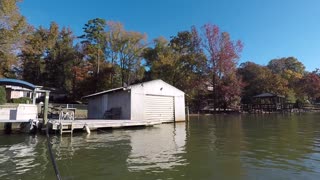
[299,72,320,102]
[201,24,243,111]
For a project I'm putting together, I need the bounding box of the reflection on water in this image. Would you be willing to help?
[238,114,320,180]
[51,124,187,179]
[1,114,320,179]
[0,135,50,180]
[127,123,186,172]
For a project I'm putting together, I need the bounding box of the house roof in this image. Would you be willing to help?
[82,79,184,99]
[0,78,36,90]
[253,93,285,98]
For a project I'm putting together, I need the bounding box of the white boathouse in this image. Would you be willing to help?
[83,80,186,122]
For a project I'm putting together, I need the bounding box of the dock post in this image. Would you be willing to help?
[43,91,50,125]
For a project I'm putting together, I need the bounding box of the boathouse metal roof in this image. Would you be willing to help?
[0,78,36,90]
[82,87,125,99]
[82,79,185,99]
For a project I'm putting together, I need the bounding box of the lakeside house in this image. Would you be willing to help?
[4,84,66,103]
[5,85,34,101]
[83,79,186,122]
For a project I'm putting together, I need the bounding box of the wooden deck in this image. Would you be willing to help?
[49,119,163,131]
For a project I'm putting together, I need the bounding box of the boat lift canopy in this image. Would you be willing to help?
[0,78,36,90]
[0,78,42,104]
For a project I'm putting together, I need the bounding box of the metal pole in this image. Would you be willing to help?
[97,47,100,74]
[44,91,49,125]
[32,90,36,104]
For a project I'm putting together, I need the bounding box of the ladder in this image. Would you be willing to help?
[58,111,74,135]
[59,122,74,135]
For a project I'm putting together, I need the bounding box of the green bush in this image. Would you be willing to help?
[11,97,32,104]
[0,86,6,105]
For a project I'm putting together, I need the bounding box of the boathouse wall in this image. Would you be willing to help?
[130,80,185,122]
[107,90,131,119]
[85,79,186,122]
[87,94,108,119]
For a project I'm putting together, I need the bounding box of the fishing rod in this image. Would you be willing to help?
[46,126,62,180]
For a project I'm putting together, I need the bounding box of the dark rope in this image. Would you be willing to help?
[46,126,62,180]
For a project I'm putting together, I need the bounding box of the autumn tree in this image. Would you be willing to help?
[79,18,112,92]
[169,27,207,90]
[19,22,89,101]
[104,21,123,87]
[267,57,305,101]
[44,27,77,95]
[298,72,320,103]
[0,0,27,77]
[201,24,243,111]
[20,27,48,84]
[238,61,289,104]
[67,43,94,99]
[143,37,176,81]
[79,19,147,91]
[20,22,59,85]
[268,57,305,75]
[144,27,207,111]
[105,21,146,86]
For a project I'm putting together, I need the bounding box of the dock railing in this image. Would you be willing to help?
[41,103,87,119]
[241,103,295,113]
[58,110,75,123]
[57,110,75,135]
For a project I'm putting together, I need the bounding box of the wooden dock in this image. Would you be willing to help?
[49,119,163,134]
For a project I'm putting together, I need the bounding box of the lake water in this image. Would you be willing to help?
[1,113,320,180]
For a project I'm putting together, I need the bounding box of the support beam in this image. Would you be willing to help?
[43,91,50,125]
[32,90,36,104]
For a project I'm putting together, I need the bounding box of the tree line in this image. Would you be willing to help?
[1,0,320,111]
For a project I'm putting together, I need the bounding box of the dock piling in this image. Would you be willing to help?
[43,91,49,126]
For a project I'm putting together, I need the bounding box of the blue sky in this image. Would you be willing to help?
[19,0,320,71]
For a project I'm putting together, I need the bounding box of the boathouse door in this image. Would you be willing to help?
[144,95,174,122]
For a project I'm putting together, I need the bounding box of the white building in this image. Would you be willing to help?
[5,85,33,100]
[83,79,186,122]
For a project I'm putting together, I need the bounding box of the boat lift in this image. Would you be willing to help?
[0,78,50,132]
